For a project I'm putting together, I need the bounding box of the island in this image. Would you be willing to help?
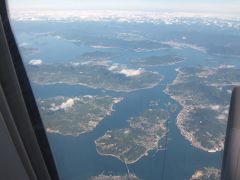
[165,65,240,152]
[38,95,123,136]
[95,102,169,164]
[27,61,163,92]
[190,167,220,180]
[89,173,140,180]
[131,55,184,67]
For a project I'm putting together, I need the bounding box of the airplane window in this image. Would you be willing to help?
[7,0,240,179]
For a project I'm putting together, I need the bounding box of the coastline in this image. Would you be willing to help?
[164,88,223,153]
[44,96,123,137]
[94,135,162,164]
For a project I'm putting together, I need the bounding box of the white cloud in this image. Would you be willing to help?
[119,68,143,77]
[210,105,220,111]
[70,62,80,66]
[19,42,30,47]
[219,64,235,69]
[10,10,240,30]
[28,59,43,65]
[108,65,119,71]
[60,98,75,109]
[91,45,116,49]
[50,97,79,111]
[108,63,144,77]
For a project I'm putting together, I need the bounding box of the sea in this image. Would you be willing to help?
[11,20,240,180]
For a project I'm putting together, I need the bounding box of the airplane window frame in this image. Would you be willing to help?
[0,1,60,179]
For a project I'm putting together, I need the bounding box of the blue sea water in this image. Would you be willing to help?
[33,73,222,180]
[11,20,240,180]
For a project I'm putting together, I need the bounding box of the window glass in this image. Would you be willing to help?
[7,0,240,179]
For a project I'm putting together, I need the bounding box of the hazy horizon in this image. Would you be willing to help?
[7,0,240,14]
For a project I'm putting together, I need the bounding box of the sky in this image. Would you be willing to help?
[7,0,240,14]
